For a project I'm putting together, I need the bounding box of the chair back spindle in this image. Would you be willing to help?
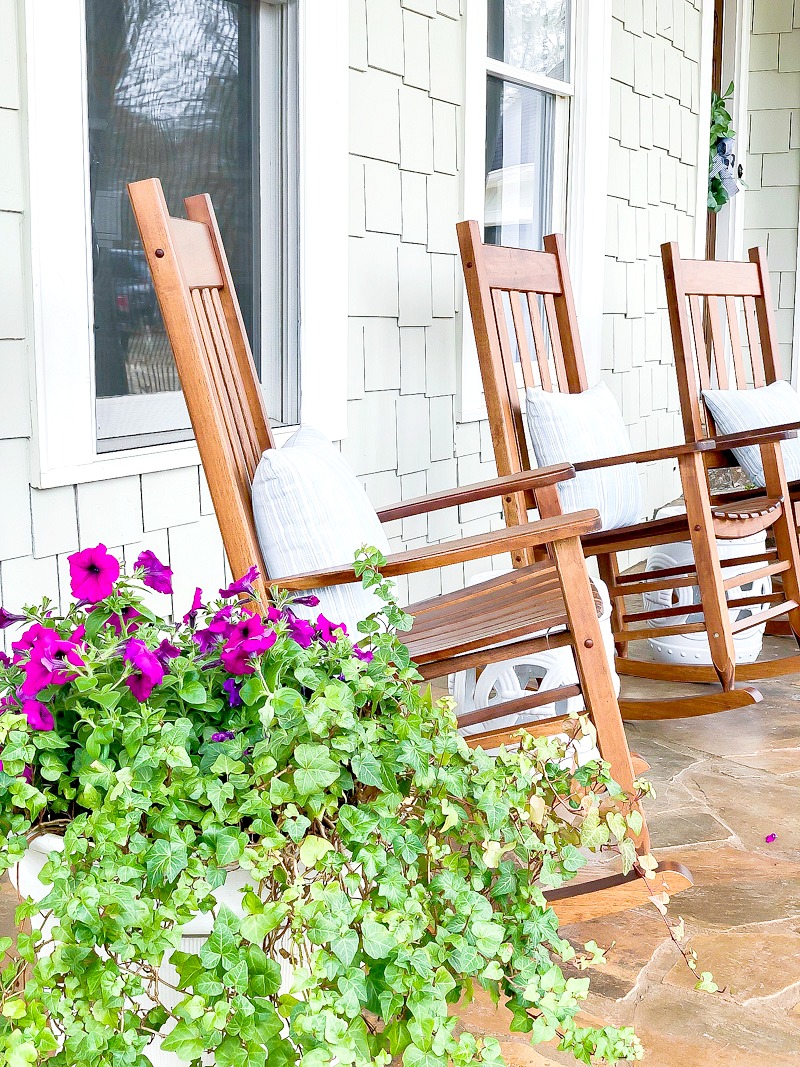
[457,223,590,535]
[661,241,785,445]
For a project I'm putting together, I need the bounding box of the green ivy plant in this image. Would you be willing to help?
[0,544,647,1066]
[708,80,739,212]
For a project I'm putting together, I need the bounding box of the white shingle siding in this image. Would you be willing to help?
[3,0,780,616]
[603,2,701,527]
[745,13,800,380]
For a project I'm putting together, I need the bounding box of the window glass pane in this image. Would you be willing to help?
[86,0,259,451]
[484,76,554,250]
[487,0,570,81]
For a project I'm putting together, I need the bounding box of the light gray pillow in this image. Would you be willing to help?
[702,380,800,487]
[251,427,390,633]
[525,383,642,530]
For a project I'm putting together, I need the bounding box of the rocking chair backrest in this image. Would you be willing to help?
[128,177,273,593]
[457,221,589,525]
[661,241,783,444]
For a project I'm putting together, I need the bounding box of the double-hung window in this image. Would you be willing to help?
[25,0,355,490]
[461,0,610,414]
[85,0,299,452]
[483,0,572,250]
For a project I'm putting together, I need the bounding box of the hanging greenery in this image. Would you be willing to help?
[708,81,740,213]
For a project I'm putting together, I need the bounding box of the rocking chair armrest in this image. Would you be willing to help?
[572,438,715,473]
[709,422,800,451]
[375,463,575,522]
[270,509,602,590]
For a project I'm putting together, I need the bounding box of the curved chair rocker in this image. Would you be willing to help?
[658,241,800,685]
[127,177,691,923]
[456,221,800,721]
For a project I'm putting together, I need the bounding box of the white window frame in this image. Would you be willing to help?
[460,0,612,421]
[24,0,348,488]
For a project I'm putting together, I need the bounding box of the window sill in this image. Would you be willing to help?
[32,424,322,489]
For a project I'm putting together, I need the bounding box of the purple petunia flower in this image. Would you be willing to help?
[68,544,120,603]
[17,628,83,698]
[211,730,236,743]
[183,588,204,628]
[208,605,235,635]
[123,639,165,702]
[193,627,223,654]
[219,566,260,600]
[220,614,276,675]
[291,594,320,608]
[316,615,347,644]
[287,617,315,649]
[134,550,174,595]
[222,678,243,707]
[23,700,54,732]
[220,630,276,675]
[0,651,10,668]
[353,644,374,663]
[153,639,181,669]
[0,607,26,630]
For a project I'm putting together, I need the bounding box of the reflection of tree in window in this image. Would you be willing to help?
[86,0,256,408]
[487,0,569,81]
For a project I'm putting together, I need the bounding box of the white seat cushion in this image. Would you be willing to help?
[702,380,800,488]
[251,427,391,634]
[525,383,642,530]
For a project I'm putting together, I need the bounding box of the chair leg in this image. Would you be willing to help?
[678,451,737,691]
[597,552,627,657]
[550,534,647,853]
[760,441,800,646]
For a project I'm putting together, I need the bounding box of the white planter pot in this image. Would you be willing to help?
[9,834,293,1066]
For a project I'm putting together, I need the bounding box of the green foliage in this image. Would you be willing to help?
[708,80,738,213]
[0,548,644,1065]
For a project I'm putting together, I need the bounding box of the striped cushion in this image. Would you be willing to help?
[525,383,641,530]
[703,381,800,487]
[251,427,390,634]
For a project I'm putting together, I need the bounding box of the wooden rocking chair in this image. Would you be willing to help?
[659,241,800,676]
[457,220,799,719]
[127,177,692,922]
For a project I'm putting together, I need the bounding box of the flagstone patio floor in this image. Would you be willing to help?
[2,639,800,1065]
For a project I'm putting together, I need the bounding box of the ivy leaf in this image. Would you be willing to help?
[160,1020,208,1060]
[561,845,587,874]
[214,828,246,867]
[293,744,340,797]
[403,1045,447,1067]
[361,915,397,959]
[216,1037,249,1067]
[145,839,188,887]
[330,929,359,967]
[299,835,334,868]
[240,903,288,945]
